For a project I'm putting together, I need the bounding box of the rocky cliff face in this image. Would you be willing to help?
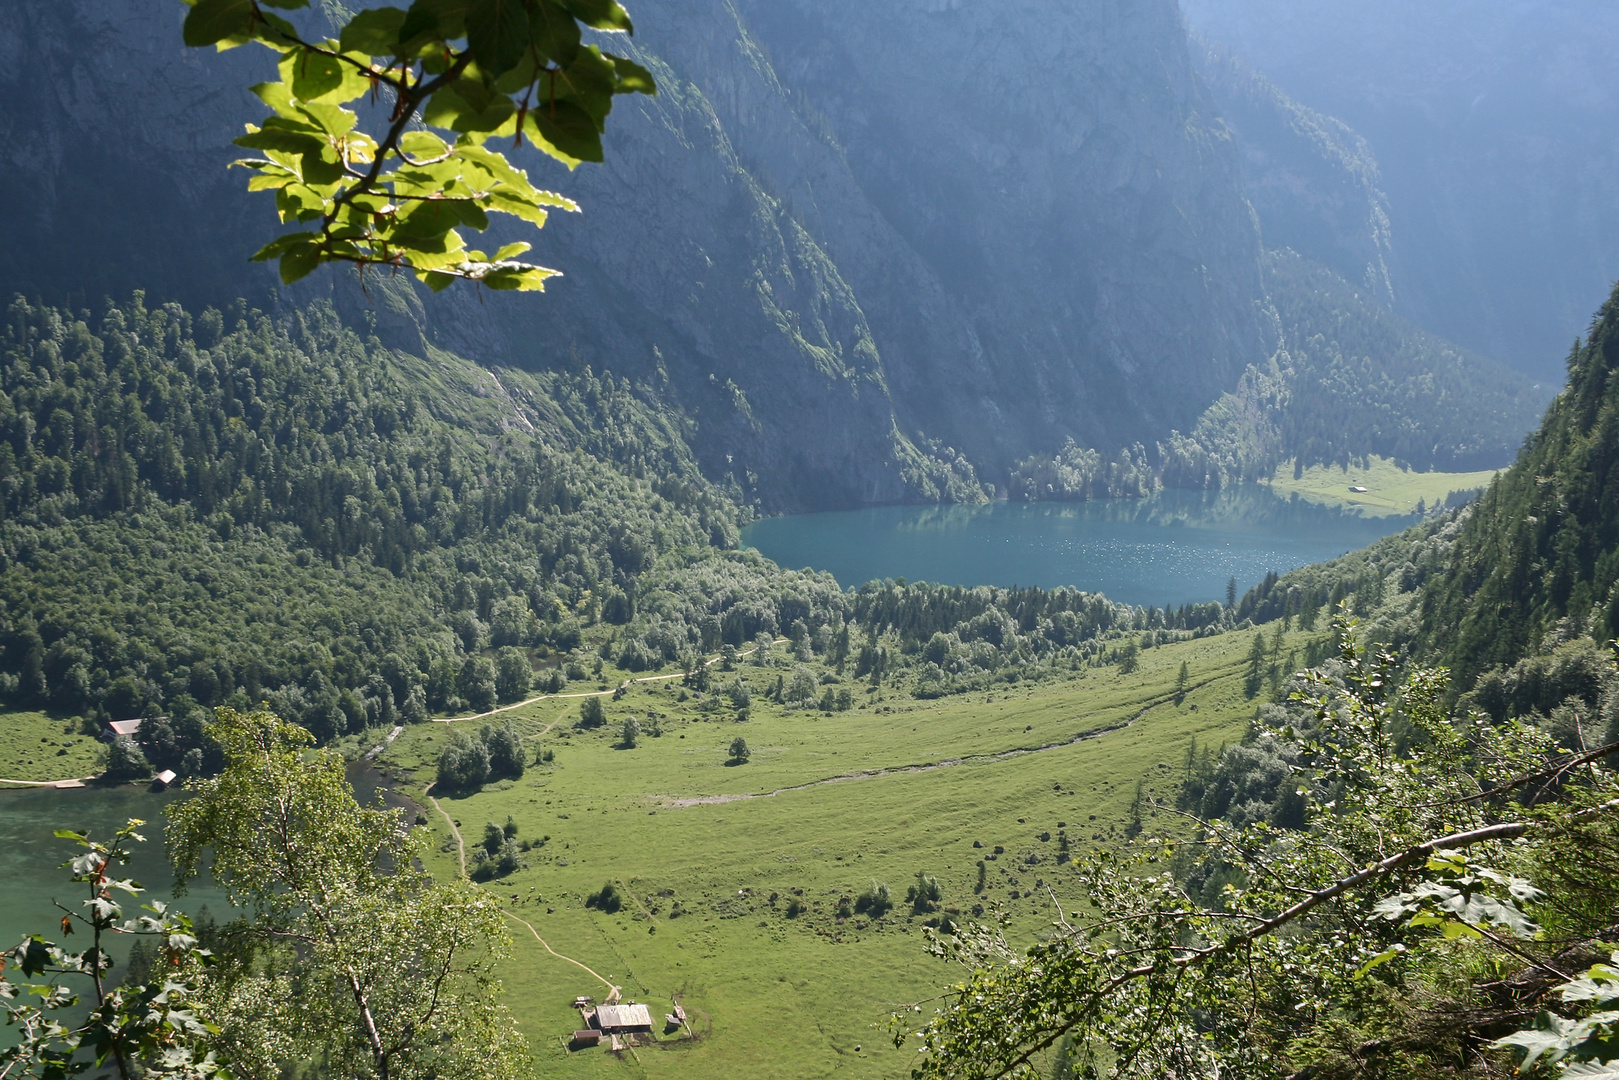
[0,2,278,311]
[1191,37,1394,308]
[0,0,1272,510]
[1180,0,1619,380]
[730,0,1271,473]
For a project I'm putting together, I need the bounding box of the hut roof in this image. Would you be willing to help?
[105,719,144,737]
[594,1003,653,1031]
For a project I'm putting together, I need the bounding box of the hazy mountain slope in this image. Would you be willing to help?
[0,0,1544,514]
[1191,37,1394,308]
[1265,250,1549,473]
[1179,0,1619,380]
[726,0,1270,473]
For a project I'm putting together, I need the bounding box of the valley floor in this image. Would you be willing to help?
[378,627,1312,1078]
[1263,456,1499,516]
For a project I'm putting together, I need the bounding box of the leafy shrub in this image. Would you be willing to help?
[907,872,943,914]
[102,735,150,782]
[435,731,490,792]
[854,880,892,918]
[579,697,606,728]
[482,722,525,781]
[585,882,623,914]
[494,648,532,703]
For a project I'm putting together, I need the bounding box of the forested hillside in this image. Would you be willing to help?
[1422,281,1619,682]
[1266,250,1547,472]
[0,294,1248,779]
[0,294,739,733]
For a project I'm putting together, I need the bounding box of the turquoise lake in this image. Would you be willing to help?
[742,487,1414,608]
[0,761,403,985]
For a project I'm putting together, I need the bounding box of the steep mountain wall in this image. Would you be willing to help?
[731,0,1271,471]
[1179,0,1619,380]
[1191,38,1394,308]
[0,2,277,312]
[0,0,1273,510]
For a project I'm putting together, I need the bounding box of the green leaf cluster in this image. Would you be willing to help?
[179,0,654,288]
[0,820,225,1080]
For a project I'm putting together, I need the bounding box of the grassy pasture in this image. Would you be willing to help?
[1264,455,1499,516]
[379,625,1315,1078]
[0,709,102,784]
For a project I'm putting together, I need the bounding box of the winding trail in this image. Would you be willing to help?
[427,789,468,877]
[425,780,624,999]
[428,641,781,725]
[660,664,1244,808]
[501,908,621,998]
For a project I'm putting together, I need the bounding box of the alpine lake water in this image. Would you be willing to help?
[0,759,407,1003]
[741,486,1418,607]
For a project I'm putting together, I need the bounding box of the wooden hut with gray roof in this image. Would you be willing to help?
[592,1003,653,1034]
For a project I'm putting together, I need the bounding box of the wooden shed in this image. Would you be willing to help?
[150,769,178,791]
[593,1003,654,1033]
[104,718,144,739]
[570,1030,601,1048]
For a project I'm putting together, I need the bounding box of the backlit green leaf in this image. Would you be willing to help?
[610,54,656,95]
[398,0,474,52]
[279,243,324,284]
[523,100,599,165]
[182,0,255,47]
[465,0,530,79]
[235,127,326,154]
[338,7,409,54]
[527,0,583,67]
[481,264,560,291]
[554,0,633,33]
[486,189,549,227]
[416,269,459,291]
[399,130,451,161]
[283,47,344,101]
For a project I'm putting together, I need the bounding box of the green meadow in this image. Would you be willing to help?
[0,709,103,784]
[377,625,1314,1078]
[1263,455,1499,516]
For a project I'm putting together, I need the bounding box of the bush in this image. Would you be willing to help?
[786,665,818,705]
[728,736,750,764]
[102,735,150,782]
[457,656,498,713]
[494,647,532,703]
[585,881,622,913]
[854,880,892,918]
[579,697,605,728]
[906,872,943,914]
[482,722,525,780]
[619,717,640,749]
[435,730,490,792]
